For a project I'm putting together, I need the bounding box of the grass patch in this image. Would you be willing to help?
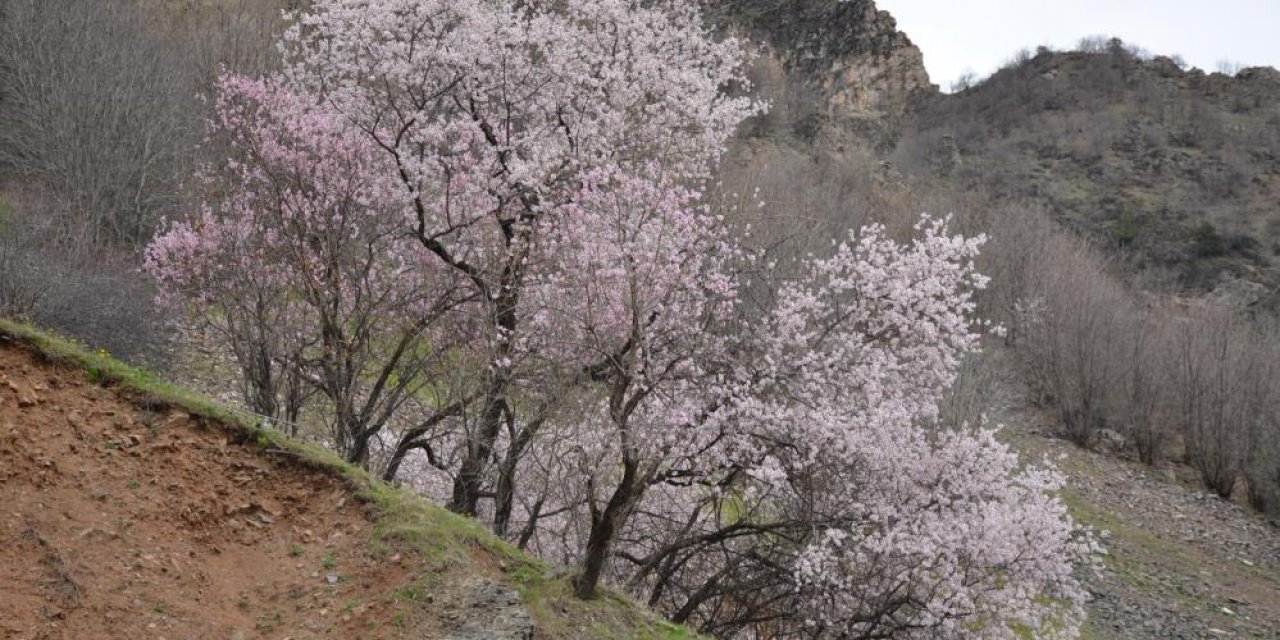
[514,570,701,640]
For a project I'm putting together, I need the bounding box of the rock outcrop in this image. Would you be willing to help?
[707,0,936,147]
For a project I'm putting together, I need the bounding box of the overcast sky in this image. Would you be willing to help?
[875,0,1280,90]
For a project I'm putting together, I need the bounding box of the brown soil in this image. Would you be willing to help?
[0,343,414,639]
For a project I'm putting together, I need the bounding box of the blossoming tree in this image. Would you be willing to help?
[148,0,1096,635]
[275,0,757,517]
[147,75,474,463]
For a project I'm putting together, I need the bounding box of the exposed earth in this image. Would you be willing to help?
[0,341,422,639]
[0,339,548,640]
[5,331,1280,640]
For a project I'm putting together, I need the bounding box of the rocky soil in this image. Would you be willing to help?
[0,343,414,639]
[989,356,1280,639]
[0,340,540,640]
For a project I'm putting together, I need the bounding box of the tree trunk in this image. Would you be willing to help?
[448,289,519,516]
[493,423,536,536]
[574,460,640,599]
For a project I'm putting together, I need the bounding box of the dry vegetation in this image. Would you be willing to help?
[0,0,292,363]
[899,38,1280,300]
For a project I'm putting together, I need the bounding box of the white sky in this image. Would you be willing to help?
[875,0,1280,90]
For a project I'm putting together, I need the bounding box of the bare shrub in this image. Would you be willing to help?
[1002,228,1125,445]
[1108,306,1172,464]
[0,191,49,319]
[0,0,286,363]
[1166,307,1252,497]
[1240,329,1280,513]
[0,0,198,245]
[1216,59,1245,76]
[33,246,174,367]
[1243,378,1280,514]
[715,144,923,265]
[1075,35,1113,54]
[0,184,173,364]
[950,70,978,93]
[936,349,1005,430]
[0,0,286,247]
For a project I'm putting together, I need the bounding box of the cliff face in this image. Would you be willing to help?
[707,0,937,147]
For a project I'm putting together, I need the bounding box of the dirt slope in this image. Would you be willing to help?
[0,343,417,639]
[0,327,698,640]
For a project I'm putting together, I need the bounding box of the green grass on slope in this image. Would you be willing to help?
[0,317,701,640]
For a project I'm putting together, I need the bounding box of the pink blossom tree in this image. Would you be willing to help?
[147,75,474,464]
[508,212,1095,625]
[149,0,1098,633]
[276,0,759,517]
[517,166,746,597]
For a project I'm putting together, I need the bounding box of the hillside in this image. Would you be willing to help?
[10,302,1280,639]
[896,46,1280,304]
[978,350,1280,639]
[715,0,1280,308]
[0,323,698,640]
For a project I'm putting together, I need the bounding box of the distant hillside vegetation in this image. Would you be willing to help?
[896,42,1280,303]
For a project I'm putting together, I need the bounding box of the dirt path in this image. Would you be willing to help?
[0,344,416,639]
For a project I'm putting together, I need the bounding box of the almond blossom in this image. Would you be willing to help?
[147,1,1096,635]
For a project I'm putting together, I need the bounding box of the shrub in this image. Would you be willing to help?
[0,192,46,319]
[0,186,173,365]
[1194,221,1225,257]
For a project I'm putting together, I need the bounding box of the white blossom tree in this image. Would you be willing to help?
[149,0,1097,634]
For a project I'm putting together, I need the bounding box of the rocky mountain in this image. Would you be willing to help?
[709,0,936,147]
[897,45,1280,303]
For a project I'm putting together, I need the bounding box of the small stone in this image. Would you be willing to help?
[256,499,283,517]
